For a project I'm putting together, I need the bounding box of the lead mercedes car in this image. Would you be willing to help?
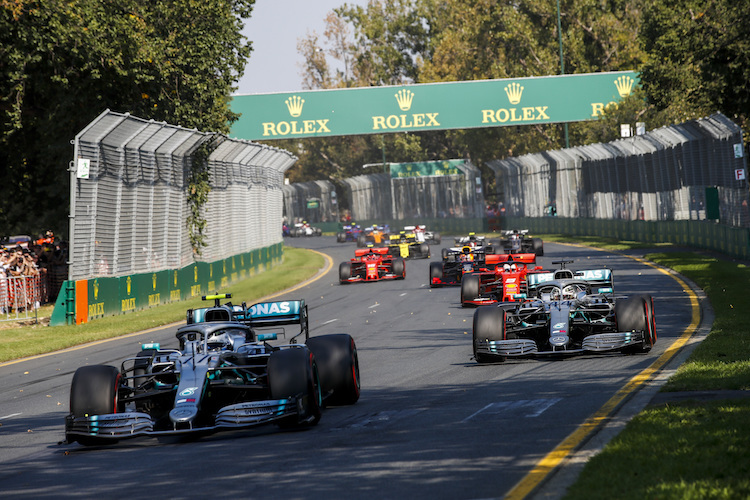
[472,261,656,363]
[65,294,360,445]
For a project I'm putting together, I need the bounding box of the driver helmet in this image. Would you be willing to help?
[503,264,511,272]
[463,246,471,254]
[510,263,517,271]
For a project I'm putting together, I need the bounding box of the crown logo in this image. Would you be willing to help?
[126,276,132,295]
[395,89,414,111]
[152,273,157,290]
[504,82,524,105]
[174,271,178,286]
[614,76,634,97]
[285,96,304,117]
[194,266,198,282]
[93,279,99,301]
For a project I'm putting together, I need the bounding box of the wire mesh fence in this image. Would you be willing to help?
[69,110,297,281]
[488,113,749,227]
[282,180,339,223]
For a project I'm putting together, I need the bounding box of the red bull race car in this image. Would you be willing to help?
[429,246,496,287]
[460,253,541,307]
[339,247,406,284]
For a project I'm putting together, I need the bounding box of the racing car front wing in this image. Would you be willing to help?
[65,398,301,441]
[476,330,647,358]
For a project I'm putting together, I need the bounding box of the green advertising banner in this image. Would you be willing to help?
[389,160,464,178]
[229,71,639,140]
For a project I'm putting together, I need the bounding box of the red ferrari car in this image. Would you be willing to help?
[339,247,406,284]
[460,253,542,306]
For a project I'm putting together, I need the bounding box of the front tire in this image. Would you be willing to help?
[429,262,443,287]
[392,258,405,279]
[268,347,322,428]
[473,306,507,363]
[306,334,360,406]
[339,262,351,283]
[68,365,123,445]
[532,238,544,256]
[616,295,654,353]
[461,274,480,306]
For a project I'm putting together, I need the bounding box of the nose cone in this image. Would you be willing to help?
[170,406,198,424]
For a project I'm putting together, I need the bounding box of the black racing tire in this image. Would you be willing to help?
[268,347,322,428]
[461,274,481,306]
[473,306,507,363]
[339,262,351,283]
[432,232,441,244]
[357,234,367,247]
[429,262,443,287]
[315,228,322,236]
[532,238,544,256]
[616,296,652,353]
[306,334,360,406]
[441,247,449,260]
[419,243,430,258]
[392,258,405,279]
[68,365,123,445]
[336,232,346,243]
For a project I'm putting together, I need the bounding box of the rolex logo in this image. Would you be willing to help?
[285,95,305,117]
[395,89,414,111]
[504,82,524,105]
[614,76,634,97]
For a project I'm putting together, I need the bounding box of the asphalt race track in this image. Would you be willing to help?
[0,236,699,499]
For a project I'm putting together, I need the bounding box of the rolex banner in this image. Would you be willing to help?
[389,160,464,178]
[229,71,639,140]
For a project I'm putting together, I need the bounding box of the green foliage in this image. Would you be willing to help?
[640,0,750,135]
[0,0,254,236]
[185,138,220,256]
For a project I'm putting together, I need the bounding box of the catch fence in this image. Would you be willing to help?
[69,110,297,281]
[488,113,748,227]
[282,180,338,223]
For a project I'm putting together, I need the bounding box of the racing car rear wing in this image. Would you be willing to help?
[354,247,389,257]
[526,268,614,293]
[486,253,537,266]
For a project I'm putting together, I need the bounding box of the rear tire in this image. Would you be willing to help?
[339,262,351,283]
[429,262,443,287]
[306,334,360,406]
[336,232,346,243]
[461,274,480,306]
[432,232,441,244]
[268,347,321,428]
[68,365,123,445]
[357,234,366,247]
[473,306,506,363]
[419,243,430,258]
[441,248,449,260]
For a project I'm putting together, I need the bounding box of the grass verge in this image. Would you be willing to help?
[536,235,750,499]
[0,246,325,363]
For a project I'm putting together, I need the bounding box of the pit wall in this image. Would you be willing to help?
[50,243,283,326]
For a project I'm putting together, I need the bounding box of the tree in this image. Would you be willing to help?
[639,0,750,135]
[0,0,254,236]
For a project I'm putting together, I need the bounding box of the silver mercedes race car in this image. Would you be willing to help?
[472,261,656,363]
[65,294,360,445]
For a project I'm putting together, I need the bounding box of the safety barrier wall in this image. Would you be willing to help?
[50,243,283,326]
[53,110,297,325]
[488,113,748,228]
[282,180,338,223]
[502,216,750,260]
[0,275,43,322]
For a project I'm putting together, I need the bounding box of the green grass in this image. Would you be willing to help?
[0,246,324,363]
[545,236,750,499]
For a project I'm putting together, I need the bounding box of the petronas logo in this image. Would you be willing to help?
[614,76,634,97]
[395,89,414,111]
[504,82,524,105]
[285,96,305,117]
